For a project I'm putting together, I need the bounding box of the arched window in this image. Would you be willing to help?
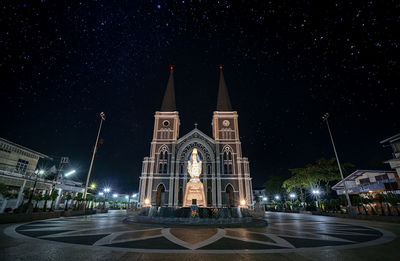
[223,146,233,174]
[158,146,168,174]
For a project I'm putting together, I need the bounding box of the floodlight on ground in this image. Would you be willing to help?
[64,170,76,177]
[240,199,246,206]
[144,198,150,205]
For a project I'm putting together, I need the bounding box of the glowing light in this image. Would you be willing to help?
[170,65,174,70]
[103,187,111,193]
[98,192,104,196]
[219,65,223,70]
[262,197,267,201]
[144,198,150,205]
[64,170,76,177]
[240,199,246,206]
[132,194,137,197]
[289,193,296,198]
[312,190,320,195]
[90,183,96,190]
[113,194,118,198]
[275,195,280,200]
[125,195,129,199]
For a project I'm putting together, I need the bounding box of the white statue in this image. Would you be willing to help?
[188,148,202,181]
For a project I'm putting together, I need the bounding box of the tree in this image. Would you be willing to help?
[64,194,73,211]
[376,194,388,215]
[33,193,43,211]
[86,194,95,210]
[283,168,311,203]
[313,158,354,194]
[351,196,362,214]
[42,193,52,211]
[264,176,286,197]
[283,158,354,203]
[49,190,59,211]
[385,193,400,216]
[0,183,12,213]
[74,193,83,210]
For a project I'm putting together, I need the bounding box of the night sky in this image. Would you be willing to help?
[2,1,399,194]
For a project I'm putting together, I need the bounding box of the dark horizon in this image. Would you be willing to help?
[2,1,399,194]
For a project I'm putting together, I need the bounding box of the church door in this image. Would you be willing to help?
[156,184,165,206]
[225,185,234,207]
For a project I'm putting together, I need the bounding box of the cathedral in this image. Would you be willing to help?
[138,66,253,208]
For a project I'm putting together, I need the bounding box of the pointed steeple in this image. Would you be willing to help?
[216,65,232,111]
[160,66,176,111]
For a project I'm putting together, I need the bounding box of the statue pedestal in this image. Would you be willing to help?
[183,180,207,207]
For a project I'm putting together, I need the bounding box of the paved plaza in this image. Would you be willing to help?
[1,210,399,260]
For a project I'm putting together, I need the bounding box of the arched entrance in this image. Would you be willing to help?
[225,185,234,207]
[156,184,166,206]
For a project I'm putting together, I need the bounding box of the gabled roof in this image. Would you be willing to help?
[177,128,215,145]
[332,169,396,190]
[216,67,232,111]
[0,137,52,160]
[160,67,176,111]
[380,133,400,145]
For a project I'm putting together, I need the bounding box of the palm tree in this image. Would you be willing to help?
[385,193,400,216]
[360,197,369,215]
[33,193,43,211]
[86,194,95,210]
[0,183,12,213]
[351,196,362,214]
[64,194,72,211]
[74,193,83,210]
[42,193,51,212]
[49,190,59,211]
[376,194,388,215]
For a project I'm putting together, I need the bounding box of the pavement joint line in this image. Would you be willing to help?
[223,235,292,248]
[99,234,164,246]
[93,228,163,246]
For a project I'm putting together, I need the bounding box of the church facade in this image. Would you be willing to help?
[138,67,253,208]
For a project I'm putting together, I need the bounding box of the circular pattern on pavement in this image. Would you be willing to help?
[6,211,396,254]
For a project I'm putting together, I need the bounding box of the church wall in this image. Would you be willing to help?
[138,111,253,208]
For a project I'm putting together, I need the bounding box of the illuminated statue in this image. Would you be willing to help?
[183,148,207,207]
[188,148,202,181]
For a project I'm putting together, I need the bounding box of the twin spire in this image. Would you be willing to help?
[160,65,232,112]
[160,66,176,112]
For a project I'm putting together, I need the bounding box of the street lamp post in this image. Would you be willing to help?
[322,112,353,214]
[83,112,106,206]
